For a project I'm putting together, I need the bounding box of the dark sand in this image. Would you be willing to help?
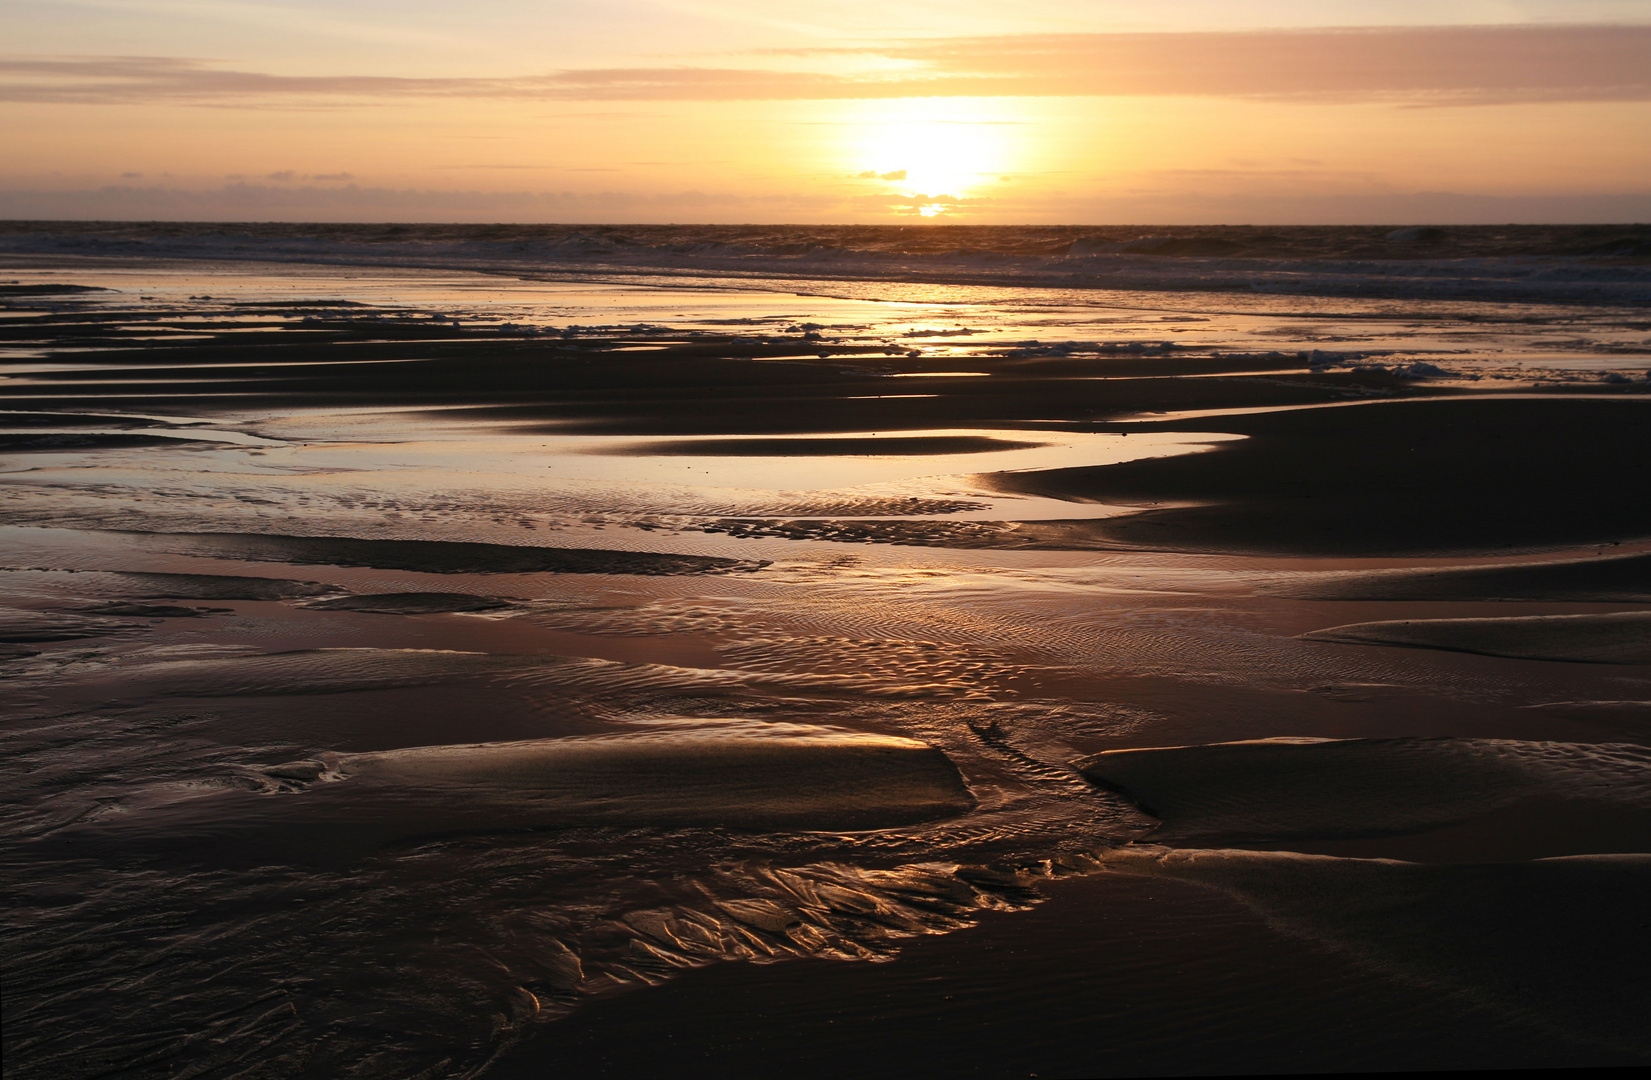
[1100,847,1651,1055]
[0,431,225,452]
[983,398,1651,555]
[120,531,767,575]
[302,592,518,614]
[487,864,1647,1079]
[1302,611,1651,663]
[1079,736,1651,857]
[606,434,1046,456]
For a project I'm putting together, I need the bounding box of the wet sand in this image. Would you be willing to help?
[2,252,1648,1079]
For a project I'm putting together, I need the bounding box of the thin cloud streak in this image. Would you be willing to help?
[3,25,1648,106]
[863,25,1651,103]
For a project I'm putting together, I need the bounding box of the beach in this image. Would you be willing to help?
[2,223,1648,1078]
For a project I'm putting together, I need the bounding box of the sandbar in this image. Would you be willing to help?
[294,727,976,829]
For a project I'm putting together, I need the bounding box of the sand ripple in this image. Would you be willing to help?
[0,605,145,642]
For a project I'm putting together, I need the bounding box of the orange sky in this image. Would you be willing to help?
[3,1,1649,222]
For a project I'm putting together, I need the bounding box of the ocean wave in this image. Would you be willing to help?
[5,223,1649,305]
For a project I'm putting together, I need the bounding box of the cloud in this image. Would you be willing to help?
[870,25,1651,105]
[3,25,1647,106]
[853,169,907,180]
[0,182,842,223]
[0,55,857,105]
[264,170,353,181]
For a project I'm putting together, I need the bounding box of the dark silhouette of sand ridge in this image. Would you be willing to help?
[1302,611,1651,664]
[1081,736,1651,858]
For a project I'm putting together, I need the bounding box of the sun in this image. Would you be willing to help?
[843,98,1016,201]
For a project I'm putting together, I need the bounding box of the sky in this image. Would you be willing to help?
[2,0,1649,223]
